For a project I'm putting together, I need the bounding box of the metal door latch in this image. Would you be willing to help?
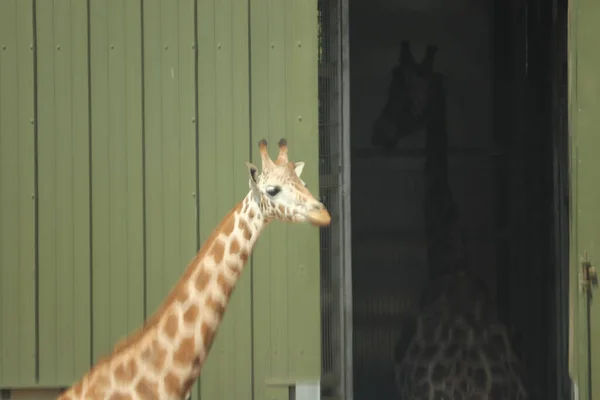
[581,255,598,294]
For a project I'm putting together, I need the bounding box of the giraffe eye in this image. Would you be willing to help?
[266,186,281,197]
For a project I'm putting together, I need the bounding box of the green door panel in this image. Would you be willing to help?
[0,0,36,388]
[141,1,201,394]
[569,0,600,398]
[35,0,91,387]
[142,0,198,317]
[89,0,145,363]
[0,0,319,393]
[249,0,321,399]
[195,0,253,398]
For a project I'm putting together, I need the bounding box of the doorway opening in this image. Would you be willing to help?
[318,0,571,399]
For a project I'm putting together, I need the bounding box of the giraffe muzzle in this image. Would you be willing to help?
[306,206,331,227]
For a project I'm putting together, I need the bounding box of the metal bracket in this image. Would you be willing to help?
[580,253,598,296]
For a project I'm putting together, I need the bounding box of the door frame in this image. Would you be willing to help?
[340,0,354,399]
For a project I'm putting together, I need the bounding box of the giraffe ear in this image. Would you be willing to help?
[294,162,305,178]
[246,162,259,184]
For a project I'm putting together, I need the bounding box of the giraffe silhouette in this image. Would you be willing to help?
[371,40,443,150]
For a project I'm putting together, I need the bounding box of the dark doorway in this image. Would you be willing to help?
[318,0,571,398]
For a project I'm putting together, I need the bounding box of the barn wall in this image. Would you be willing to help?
[0,0,320,398]
[0,0,37,388]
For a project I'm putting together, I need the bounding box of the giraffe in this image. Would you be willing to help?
[392,174,530,398]
[392,177,530,399]
[393,266,530,399]
[384,48,530,398]
[57,138,331,400]
[371,40,442,150]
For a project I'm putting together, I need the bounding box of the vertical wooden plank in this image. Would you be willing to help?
[199,1,235,399]
[266,0,291,382]
[259,0,292,386]
[142,0,197,328]
[200,0,236,395]
[36,0,91,386]
[568,0,581,391]
[568,0,583,393]
[0,0,36,387]
[89,0,145,362]
[142,0,165,316]
[196,0,217,275]
[285,0,321,379]
[248,0,274,396]
[195,0,217,394]
[572,0,600,396]
[196,0,252,398]
[250,0,321,396]
[228,0,253,397]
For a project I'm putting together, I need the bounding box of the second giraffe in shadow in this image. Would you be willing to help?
[384,41,530,400]
[371,41,442,150]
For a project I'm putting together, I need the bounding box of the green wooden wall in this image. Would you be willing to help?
[569,0,600,397]
[0,1,320,399]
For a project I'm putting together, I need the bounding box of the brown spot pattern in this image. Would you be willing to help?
[164,372,181,396]
[136,377,158,399]
[163,313,179,339]
[195,268,211,292]
[114,358,138,383]
[217,273,233,297]
[174,337,196,365]
[248,210,255,218]
[238,219,252,240]
[209,241,225,264]
[142,339,167,372]
[177,289,190,303]
[201,322,215,351]
[240,250,249,262]
[230,239,240,254]
[206,296,226,319]
[222,216,236,236]
[183,304,199,324]
[93,374,111,392]
[109,393,132,400]
[73,382,83,396]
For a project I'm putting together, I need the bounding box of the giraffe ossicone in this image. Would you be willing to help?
[58,138,330,400]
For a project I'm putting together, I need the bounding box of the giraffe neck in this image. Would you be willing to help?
[59,192,266,400]
[146,191,265,395]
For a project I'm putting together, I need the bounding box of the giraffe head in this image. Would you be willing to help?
[245,138,331,227]
[371,41,441,149]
